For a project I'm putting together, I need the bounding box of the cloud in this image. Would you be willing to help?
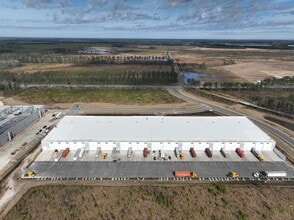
[1,0,294,39]
[23,0,70,9]
[53,10,161,24]
[52,1,161,24]
[162,0,192,8]
[174,0,294,32]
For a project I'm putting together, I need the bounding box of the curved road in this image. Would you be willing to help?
[169,88,294,148]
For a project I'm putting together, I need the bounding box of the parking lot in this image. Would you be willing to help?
[29,160,293,179]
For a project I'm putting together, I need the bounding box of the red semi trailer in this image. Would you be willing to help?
[205,148,212,158]
[143,148,148,158]
[62,148,70,158]
[236,148,245,158]
[190,147,196,158]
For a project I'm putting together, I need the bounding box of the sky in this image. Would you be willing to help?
[0,0,294,39]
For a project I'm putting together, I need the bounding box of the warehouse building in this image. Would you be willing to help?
[0,104,45,146]
[41,116,275,152]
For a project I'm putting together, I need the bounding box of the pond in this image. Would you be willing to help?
[181,72,214,84]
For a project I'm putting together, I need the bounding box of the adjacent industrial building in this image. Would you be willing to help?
[42,116,275,152]
[0,104,45,146]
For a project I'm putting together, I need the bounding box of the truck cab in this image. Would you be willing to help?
[179,153,184,159]
[191,172,197,178]
[228,171,239,178]
[25,171,36,177]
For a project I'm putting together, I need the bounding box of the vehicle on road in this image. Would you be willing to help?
[263,171,287,178]
[25,171,36,177]
[253,172,260,178]
[228,171,239,178]
[174,171,197,178]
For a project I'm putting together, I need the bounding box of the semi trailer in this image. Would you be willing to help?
[174,171,197,178]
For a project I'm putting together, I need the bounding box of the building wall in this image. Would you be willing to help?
[0,106,45,146]
[42,140,275,151]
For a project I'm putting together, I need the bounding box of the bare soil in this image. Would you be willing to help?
[7,64,171,74]
[219,61,294,82]
[4,184,294,220]
[171,47,294,82]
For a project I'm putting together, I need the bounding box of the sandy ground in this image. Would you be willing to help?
[172,53,224,66]
[7,64,171,74]
[220,61,294,81]
[187,46,286,52]
[1,97,29,106]
[171,48,294,82]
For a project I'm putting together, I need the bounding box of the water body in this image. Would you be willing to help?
[181,72,214,84]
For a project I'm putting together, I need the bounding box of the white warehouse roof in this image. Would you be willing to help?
[43,116,274,143]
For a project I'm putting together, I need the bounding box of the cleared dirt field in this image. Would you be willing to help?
[7,64,171,74]
[171,47,294,82]
[220,61,294,82]
[5,184,294,220]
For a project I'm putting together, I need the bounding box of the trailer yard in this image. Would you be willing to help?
[23,148,293,180]
[26,161,293,179]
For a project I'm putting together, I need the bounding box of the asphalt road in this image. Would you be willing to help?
[31,161,293,178]
[169,88,294,148]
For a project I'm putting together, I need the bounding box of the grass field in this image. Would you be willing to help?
[13,89,183,105]
[5,184,294,220]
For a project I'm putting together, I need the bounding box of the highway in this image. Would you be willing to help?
[169,88,294,148]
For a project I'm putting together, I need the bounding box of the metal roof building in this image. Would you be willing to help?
[42,116,275,151]
[0,105,45,146]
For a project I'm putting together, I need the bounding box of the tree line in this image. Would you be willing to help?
[250,94,293,116]
[0,70,178,89]
[0,53,170,65]
[188,76,294,90]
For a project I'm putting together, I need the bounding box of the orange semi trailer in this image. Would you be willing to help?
[173,171,197,177]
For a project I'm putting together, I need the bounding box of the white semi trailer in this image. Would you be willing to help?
[264,171,287,177]
[73,148,81,160]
